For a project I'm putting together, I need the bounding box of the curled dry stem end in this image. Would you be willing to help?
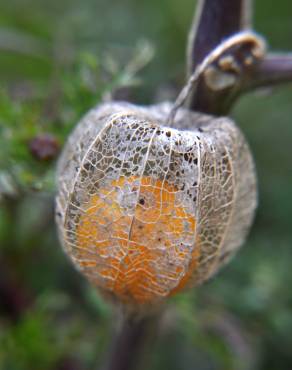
[168,31,265,123]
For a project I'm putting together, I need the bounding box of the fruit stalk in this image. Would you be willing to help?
[102,314,154,370]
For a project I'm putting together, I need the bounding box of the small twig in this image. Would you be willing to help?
[246,53,292,90]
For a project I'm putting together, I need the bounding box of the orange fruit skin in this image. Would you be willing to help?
[75,176,199,305]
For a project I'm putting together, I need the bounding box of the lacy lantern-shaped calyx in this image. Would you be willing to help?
[56,33,260,309]
[56,100,256,306]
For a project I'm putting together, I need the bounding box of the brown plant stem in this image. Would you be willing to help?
[187,0,251,75]
[246,53,292,90]
[102,314,155,370]
[188,50,292,116]
[187,0,292,115]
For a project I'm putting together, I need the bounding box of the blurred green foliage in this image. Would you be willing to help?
[0,0,292,369]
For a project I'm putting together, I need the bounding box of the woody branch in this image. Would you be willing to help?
[188,0,292,115]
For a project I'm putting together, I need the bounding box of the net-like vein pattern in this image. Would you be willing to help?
[56,102,257,306]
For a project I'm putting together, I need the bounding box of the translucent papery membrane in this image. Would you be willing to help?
[56,102,257,306]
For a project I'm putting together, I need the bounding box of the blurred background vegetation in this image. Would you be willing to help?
[0,0,292,369]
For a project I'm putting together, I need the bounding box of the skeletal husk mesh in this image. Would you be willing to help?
[56,102,257,306]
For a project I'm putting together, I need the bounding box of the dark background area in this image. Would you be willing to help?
[0,0,292,369]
